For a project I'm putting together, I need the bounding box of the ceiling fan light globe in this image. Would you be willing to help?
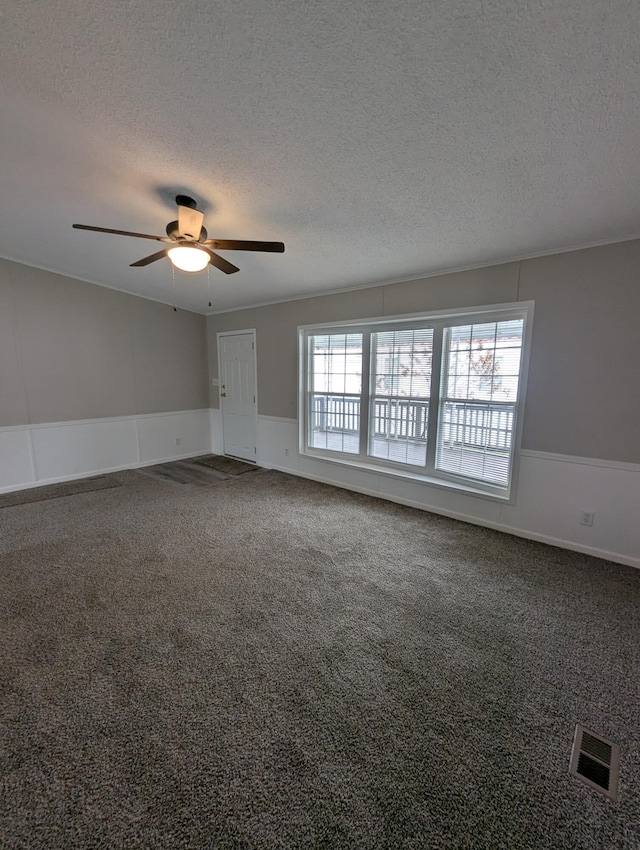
[167,245,210,273]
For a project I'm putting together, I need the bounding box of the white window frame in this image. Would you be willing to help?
[298,301,534,502]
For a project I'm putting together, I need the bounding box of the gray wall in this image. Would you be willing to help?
[207,239,640,464]
[0,259,208,426]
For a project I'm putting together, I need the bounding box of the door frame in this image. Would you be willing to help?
[216,328,258,460]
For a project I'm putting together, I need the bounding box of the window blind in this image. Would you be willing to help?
[308,332,363,454]
[435,319,524,486]
[300,303,531,499]
[369,328,433,466]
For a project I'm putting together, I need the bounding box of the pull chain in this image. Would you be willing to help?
[207,264,212,309]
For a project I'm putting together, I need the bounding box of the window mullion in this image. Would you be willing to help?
[425,324,444,473]
[301,304,531,499]
[306,332,313,448]
[359,329,371,458]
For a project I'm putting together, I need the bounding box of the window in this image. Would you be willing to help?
[309,333,363,454]
[300,302,533,499]
[436,319,524,488]
[370,328,433,467]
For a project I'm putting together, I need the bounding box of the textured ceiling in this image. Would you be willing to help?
[1,1,639,314]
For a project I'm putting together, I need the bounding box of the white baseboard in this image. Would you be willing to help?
[256,417,640,570]
[6,410,637,570]
[0,410,212,494]
[261,461,639,569]
[1,451,213,494]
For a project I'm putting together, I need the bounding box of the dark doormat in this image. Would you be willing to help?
[192,455,259,476]
[0,476,120,509]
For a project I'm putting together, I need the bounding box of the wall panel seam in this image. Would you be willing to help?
[7,262,32,424]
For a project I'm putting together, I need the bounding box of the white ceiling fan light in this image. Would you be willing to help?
[167,243,211,273]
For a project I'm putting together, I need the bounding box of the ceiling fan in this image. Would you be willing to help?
[73,195,285,274]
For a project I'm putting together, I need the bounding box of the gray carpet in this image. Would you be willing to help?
[0,475,119,508]
[1,467,639,849]
[136,459,234,486]
[192,454,259,475]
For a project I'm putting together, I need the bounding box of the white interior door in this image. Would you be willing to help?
[218,331,257,462]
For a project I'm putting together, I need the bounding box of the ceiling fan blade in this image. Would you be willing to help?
[205,249,240,275]
[177,205,205,241]
[203,239,285,253]
[130,249,169,267]
[73,224,169,242]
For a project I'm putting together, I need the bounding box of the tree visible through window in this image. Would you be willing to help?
[436,320,524,486]
[302,304,531,499]
[370,328,433,466]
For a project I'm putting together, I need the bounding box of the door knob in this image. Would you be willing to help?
[220,392,226,398]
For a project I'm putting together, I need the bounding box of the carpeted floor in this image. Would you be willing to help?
[136,458,235,486]
[1,466,639,849]
[0,475,119,509]
[192,454,259,476]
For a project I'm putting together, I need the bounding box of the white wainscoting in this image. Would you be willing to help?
[0,409,211,493]
[253,415,640,569]
[209,407,224,455]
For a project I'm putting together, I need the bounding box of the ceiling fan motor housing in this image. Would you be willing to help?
[166,220,207,242]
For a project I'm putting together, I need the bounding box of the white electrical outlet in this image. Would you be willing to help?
[284,448,289,456]
[175,437,182,446]
[580,511,594,527]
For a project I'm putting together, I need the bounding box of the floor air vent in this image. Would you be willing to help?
[570,724,620,800]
